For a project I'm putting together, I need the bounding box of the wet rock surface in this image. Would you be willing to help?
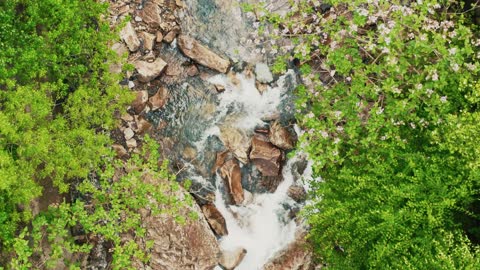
[269,120,296,150]
[220,247,248,270]
[250,135,283,176]
[220,159,245,205]
[134,57,168,82]
[201,203,228,236]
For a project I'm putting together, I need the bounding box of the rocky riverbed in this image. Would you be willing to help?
[105,0,319,269]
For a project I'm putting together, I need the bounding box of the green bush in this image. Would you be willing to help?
[253,0,480,268]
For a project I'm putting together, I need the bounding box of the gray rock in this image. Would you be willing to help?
[219,247,247,270]
[255,63,274,83]
[134,57,167,82]
[139,2,162,28]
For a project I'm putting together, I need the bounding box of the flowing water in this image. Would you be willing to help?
[147,0,315,268]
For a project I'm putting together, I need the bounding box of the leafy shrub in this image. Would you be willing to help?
[251,0,480,268]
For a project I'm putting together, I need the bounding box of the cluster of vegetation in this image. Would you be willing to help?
[249,0,480,268]
[0,0,187,268]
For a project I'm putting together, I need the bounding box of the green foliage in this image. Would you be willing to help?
[256,0,480,268]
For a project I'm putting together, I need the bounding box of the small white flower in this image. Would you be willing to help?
[410,122,416,129]
[332,150,339,156]
[432,72,438,81]
[466,63,476,71]
[452,63,460,72]
[334,111,342,118]
[416,83,423,90]
[376,107,384,115]
[440,96,447,103]
[334,138,341,144]
[336,126,344,132]
[307,112,315,119]
[321,131,329,138]
[448,47,457,55]
[426,89,434,97]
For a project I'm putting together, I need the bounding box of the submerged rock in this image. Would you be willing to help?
[120,22,140,52]
[269,121,296,150]
[220,159,245,205]
[250,135,282,176]
[177,35,230,73]
[201,203,228,236]
[134,57,167,82]
[287,185,307,203]
[219,247,247,270]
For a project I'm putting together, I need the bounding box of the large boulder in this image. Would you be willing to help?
[201,203,228,236]
[269,121,296,150]
[220,159,245,205]
[219,126,251,164]
[250,135,283,176]
[134,57,167,82]
[134,174,220,270]
[219,247,247,270]
[262,229,315,270]
[139,2,162,28]
[177,35,230,73]
[120,22,140,52]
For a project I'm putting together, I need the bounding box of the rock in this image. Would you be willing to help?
[220,159,244,205]
[177,35,230,73]
[139,2,162,28]
[219,247,247,270]
[132,90,148,114]
[201,203,228,236]
[111,42,128,57]
[255,62,274,83]
[112,144,128,158]
[250,135,283,176]
[261,175,284,193]
[165,63,182,76]
[269,121,296,150]
[186,64,199,76]
[134,57,167,82]
[134,15,142,22]
[156,31,164,42]
[163,29,179,43]
[128,80,135,89]
[256,81,268,94]
[121,113,134,122]
[242,190,253,205]
[140,31,156,51]
[262,229,315,270]
[213,151,231,175]
[120,22,140,52]
[136,175,220,270]
[126,138,137,148]
[219,126,251,164]
[148,87,169,110]
[214,84,225,93]
[287,185,307,203]
[182,146,197,160]
[124,127,135,140]
[135,116,152,134]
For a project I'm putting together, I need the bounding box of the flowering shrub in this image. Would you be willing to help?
[250,0,480,268]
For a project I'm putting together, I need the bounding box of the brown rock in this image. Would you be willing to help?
[140,31,156,51]
[215,84,226,93]
[112,144,128,158]
[148,87,169,110]
[132,90,148,114]
[186,64,199,76]
[126,138,137,148]
[135,116,152,134]
[201,203,228,236]
[163,28,179,43]
[213,151,230,174]
[219,126,251,164]
[124,127,135,140]
[262,229,315,270]
[134,57,167,82]
[177,35,230,73]
[136,177,220,270]
[270,121,296,150]
[220,159,245,205]
[287,185,307,203]
[220,248,247,270]
[250,135,282,176]
[139,2,162,28]
[156,31,164,42]
[120,22,140,52]
[261,175,284,193]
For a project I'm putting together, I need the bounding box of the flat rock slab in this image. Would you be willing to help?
[201,203,228,236]
[220,159,245,205]
[177,35,230,73]
[140,2,162,28]
[134,58,167,82]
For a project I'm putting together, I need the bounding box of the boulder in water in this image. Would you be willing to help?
[287,185,307,203]
[219,247,247,270]
[131,90,148,114]
[201,203,228,236]
[269,121,296,150]
[219,126,251,164]
[220,159,245,205]
[177,35,230,73]
[250,135,282,176]
[149,86,169,110]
